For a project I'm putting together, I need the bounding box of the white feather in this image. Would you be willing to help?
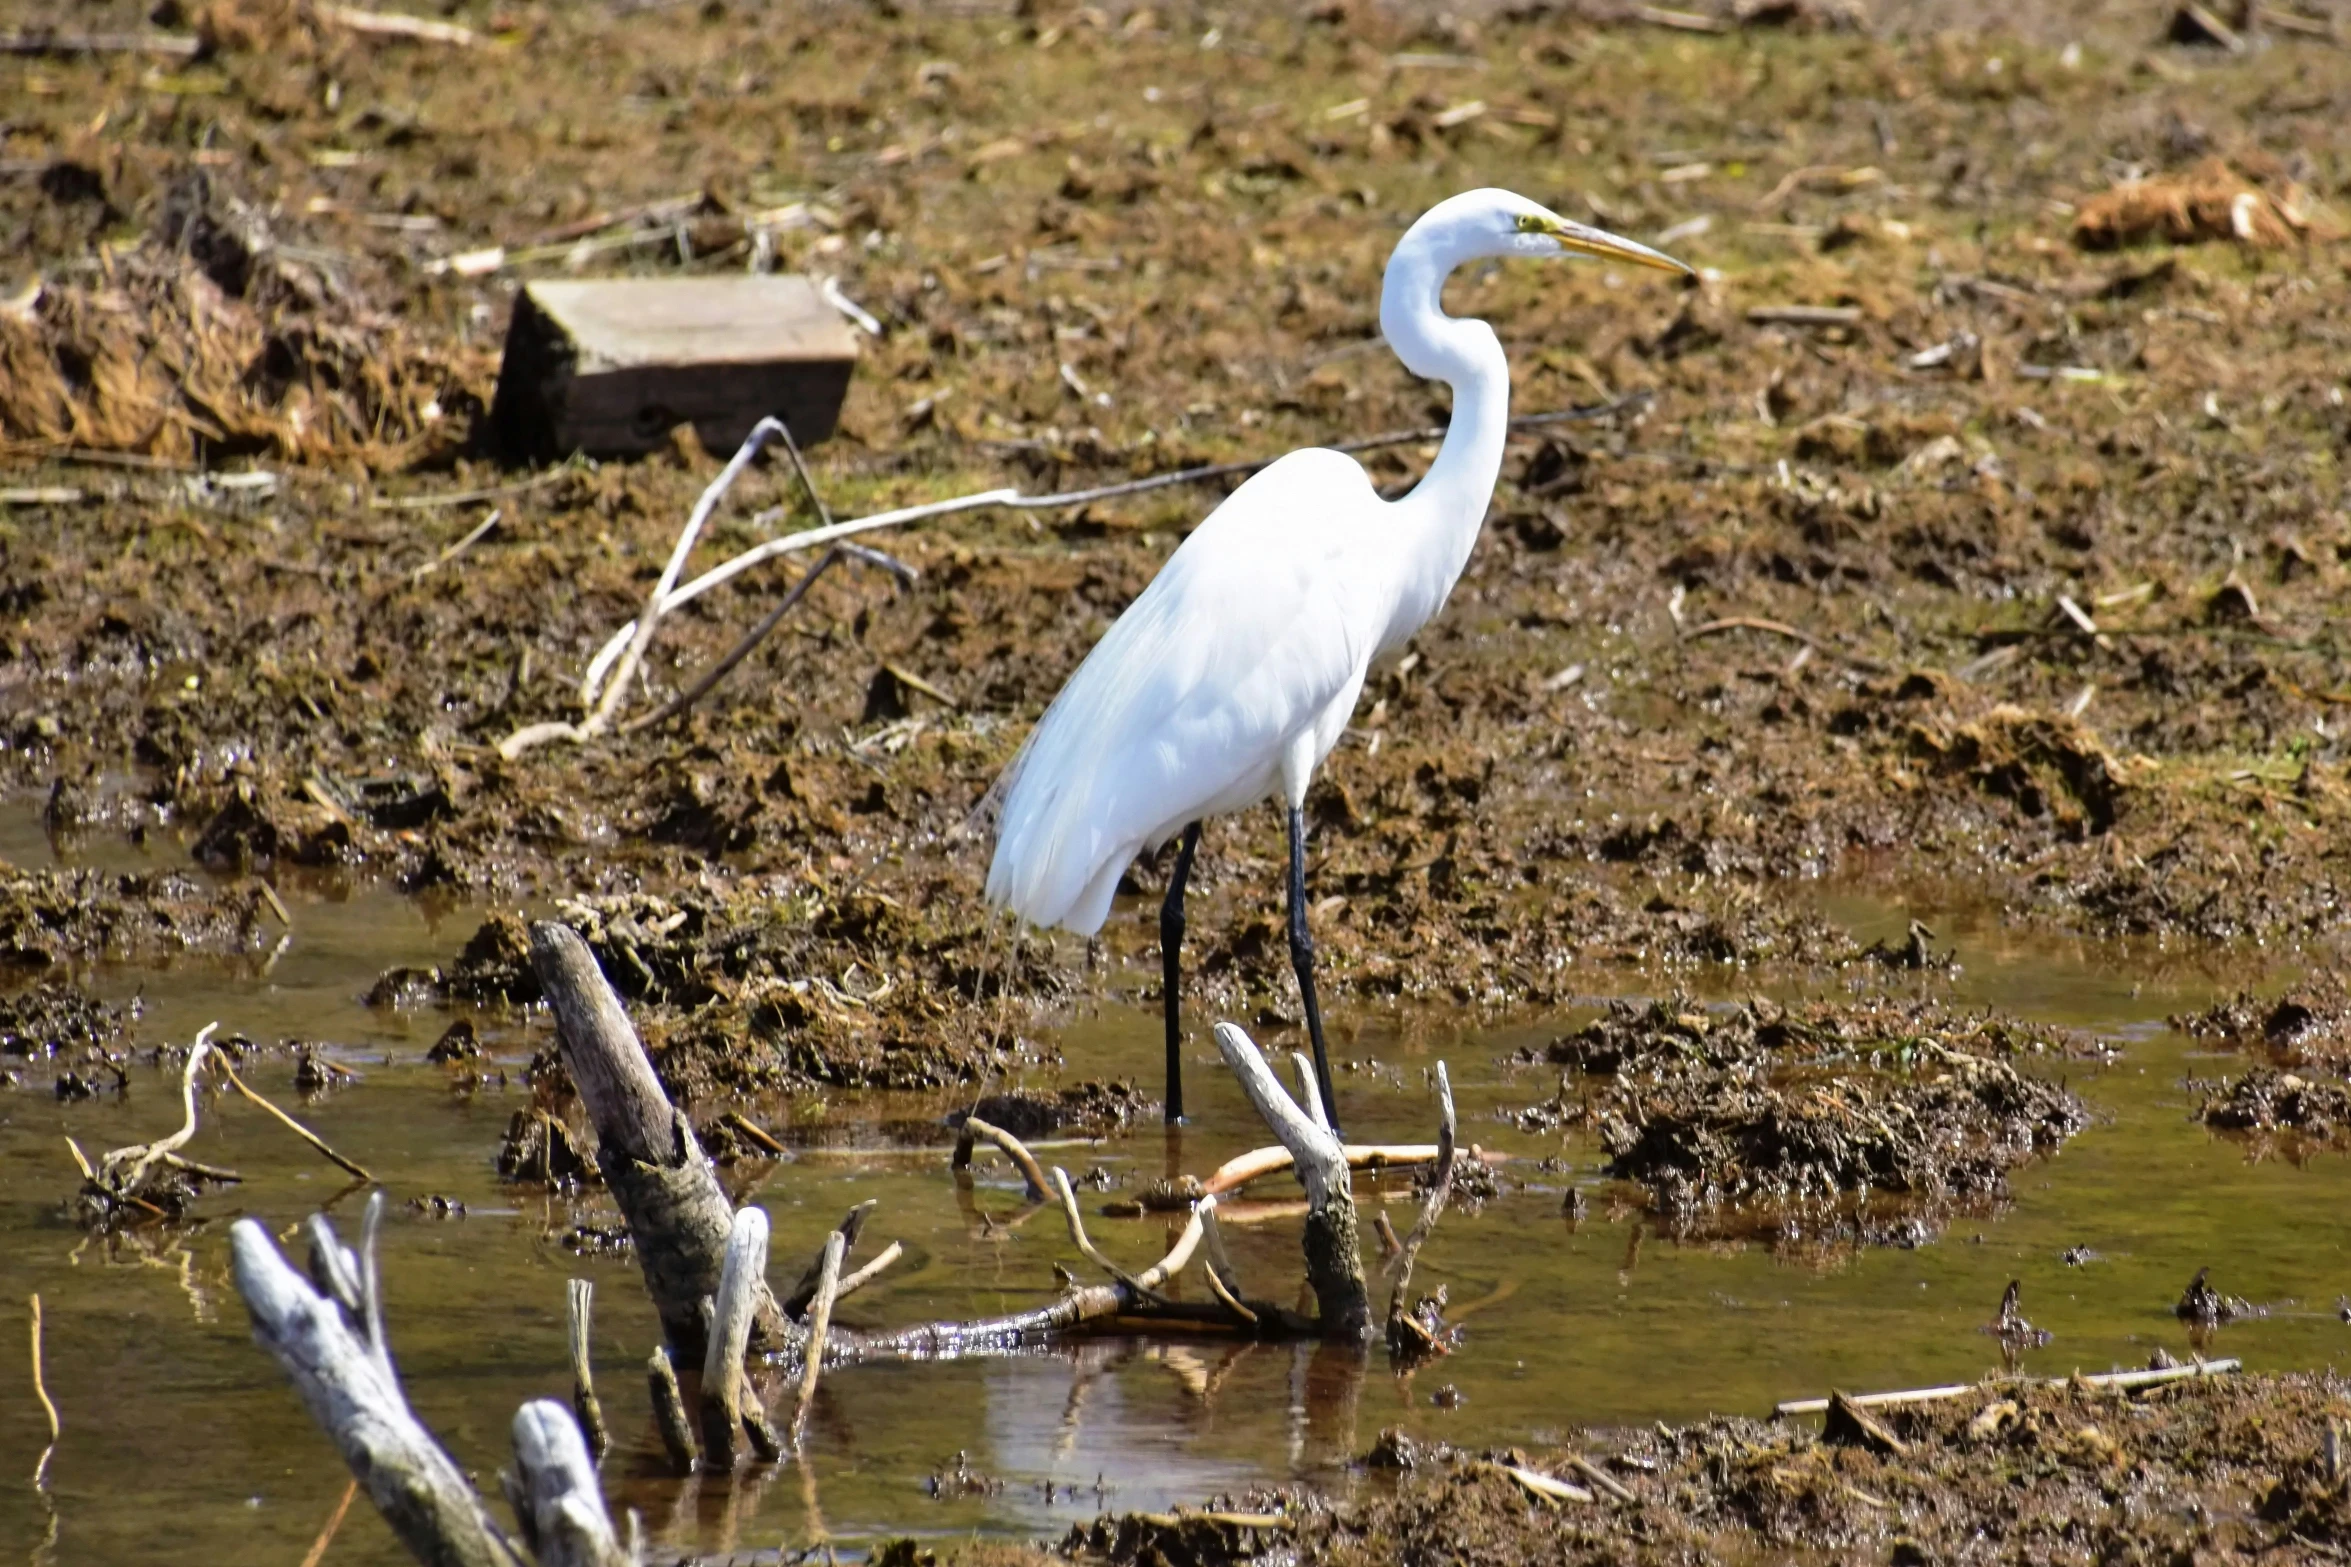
[985,448,1385,933]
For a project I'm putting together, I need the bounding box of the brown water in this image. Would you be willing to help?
[1,817,2346,1564]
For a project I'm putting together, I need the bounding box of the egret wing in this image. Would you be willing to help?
[985,449,1382,932]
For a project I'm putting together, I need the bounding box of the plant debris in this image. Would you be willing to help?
[1512,993,2088,1227]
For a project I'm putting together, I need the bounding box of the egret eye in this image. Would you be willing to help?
[1515,212,1549,234]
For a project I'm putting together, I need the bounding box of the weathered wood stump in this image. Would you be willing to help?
[529,920,784,1360]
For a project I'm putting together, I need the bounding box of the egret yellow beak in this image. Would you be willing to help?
[1523,213,1694,275]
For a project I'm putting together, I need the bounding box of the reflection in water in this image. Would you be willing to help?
[0,818,2347,1562]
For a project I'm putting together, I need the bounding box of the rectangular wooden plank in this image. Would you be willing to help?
[491,274,860,460]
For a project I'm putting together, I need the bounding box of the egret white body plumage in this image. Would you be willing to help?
[985,188,1691,1127]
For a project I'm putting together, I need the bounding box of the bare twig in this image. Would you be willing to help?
[1199,1142,1447,1198]
[102,1025,216,1196]
[617,542,914,734]
[834,1240,904,1304]
[1052,1167,1157,1296]
[316,4,478,45]
[954,1115,1053,1202]
[297,1480,360,1567]
[565,1279,607,1459]
[1384,1063,1456,1342]
[783,1202,875,1317]
[406,508,501,583]
[719,1111,786,1157]
[214,1053,374,1182]
[1773,1358,2242,1417]
[29,1293,58,1472]
[1681,615,1893,674]
[789,1232,846,1450]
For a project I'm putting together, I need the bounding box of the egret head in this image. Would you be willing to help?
[1418,187,1693,276]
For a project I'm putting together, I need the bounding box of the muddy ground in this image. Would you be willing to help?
[3,0,2349,1555]
[882,1369,2351,1567]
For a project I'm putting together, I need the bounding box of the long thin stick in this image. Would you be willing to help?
[566,1280,607,1459]
[789,1232,846,1450]
[214,1055,374,1182]
[1680,616,1892,674]
[558,395,1646,730]
[29,1293,58,1448]
[592,418,789,734]
[109,1025,216,1193]
[1200,1142,1447,1198]
[1772,1358,2242,1417]
[1051,1168,1156,1295]
[407,508,501,583]
[954,1115,1053,1202]
[297,1480,361,1567]
[617,543,911,734]
[833,1240,903,1304]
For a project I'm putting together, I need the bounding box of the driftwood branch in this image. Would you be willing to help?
[500,1403,629,1567]
[953,1115,1053,1202]
[230,1215,527,1567]
[700,1207,769,1471]
[1773,1358,2243,1417]
[788,1231,846,1451]
[646,1348,696,1474]
[529,920,782,1360]
[1214,1023,1368,1343]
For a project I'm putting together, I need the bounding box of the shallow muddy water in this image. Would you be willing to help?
[0,816,2345,1564]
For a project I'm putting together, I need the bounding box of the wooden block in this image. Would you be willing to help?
[491,275,859,460]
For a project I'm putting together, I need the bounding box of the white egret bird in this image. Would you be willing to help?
[984,189,1691,1129]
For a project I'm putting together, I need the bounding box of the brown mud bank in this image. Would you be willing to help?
[2,0,2348,1066]
[980,1368,2351,1567]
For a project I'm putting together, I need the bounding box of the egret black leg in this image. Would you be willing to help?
[1285,803,1342,1135]
[1159,821,1203,1124]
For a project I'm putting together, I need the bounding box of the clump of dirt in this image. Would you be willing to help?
[1513,993,2088,1222]
[2177,1266,2257,1326]
[2175,977,2351,1073]
[948,1081,1151,1139]
[0,868,272,966]
[2199,1068,2351,1138]
[0,979,136,1059]
[2073,157,2340,251]
[1037,1372,2351,1567]
[496,1106,598,1187]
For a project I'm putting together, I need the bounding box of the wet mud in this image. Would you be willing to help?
[1510,993,2088,1234]
[0,0,2344,1076]
[1033,1371,2351,1567]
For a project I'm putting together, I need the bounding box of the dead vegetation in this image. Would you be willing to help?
[1514,994,2089,1228]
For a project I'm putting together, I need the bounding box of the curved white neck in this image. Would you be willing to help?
[1377,246,1511,644]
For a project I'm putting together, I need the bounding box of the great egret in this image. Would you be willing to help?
[984,188,1691,1128]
